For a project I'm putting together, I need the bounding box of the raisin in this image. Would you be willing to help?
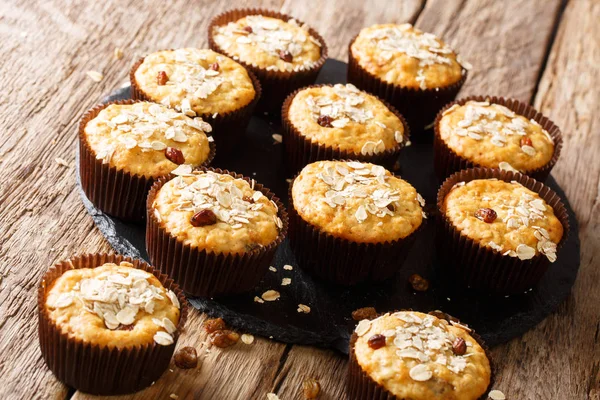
[210,330,240,348]
[475,208,497,223]
[191,209,218,227]
[157,71,168,85]
[387,203,395,212]
[278,50,293,62]
[173,346,198,369]
[203,317,226,333]
[317,115,333,128]
[367,334,387,350]
[243,26,253,33]
[209,63,219,71]
[408,274,430,292]
[521,137,533,147]
[452,337,467,355]
[242,195,254,203]
[165,147,185,164]
[118,324,134,331]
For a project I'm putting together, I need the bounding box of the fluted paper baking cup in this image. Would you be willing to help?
[146,167,289,297]
[436,168,570,294]
[347,35,467,141]
[38,253,188,395]
[288,170,423,286]
[130,56,261,156]
[79,100,216,221]
[347,311,494,400]
[281,84,410,174]
[433,95,563,182]
[208,8,328,115]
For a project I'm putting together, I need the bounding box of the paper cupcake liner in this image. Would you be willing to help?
[37,253,188,395]
[79,100,216,222]
[436,168,570,294]
[288,172,424,286]
[347,311,494,400]
[347,35,467,141]
[130,57,261,156]
[280,84,410,174]
[146,167,289,297]
[208,8,328,115]
[433,95,563,182]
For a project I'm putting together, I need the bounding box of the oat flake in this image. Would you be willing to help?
[488,390,506,400]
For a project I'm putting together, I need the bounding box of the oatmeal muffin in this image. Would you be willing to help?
[38,254,187,395]
[209,9,327,113]
[289,160,424,285]
[282,83,409,173]
[79,100,214,221]
[348,311,491,400]
[437,168,569,294]
[348,23,469,137]
[434,96,562,181]
[147,168,288,297]
[130,48,260,153]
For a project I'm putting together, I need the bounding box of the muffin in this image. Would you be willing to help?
[146,167,288,297]
[282,83,409,173]
[348,23,469,138]
[79,100,215,221]
[38,254,187,395]
[437,168,569,294]
[209,9,328,114]
[434,96,562,181]
[130,48,260,154]
[289,160,425,285]
[348,311,492,400]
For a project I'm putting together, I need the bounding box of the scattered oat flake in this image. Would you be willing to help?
[55,157,70,167]
[170,394,179,400]
[283,264,293,271]
[261,290,280,301]
[241,333,255,344]
[254,296,265,304]
[266,394,280,400]
[297,304,311,313]
[272,134,282,143]
[269,266,277,272]
[281,278,291,286]
[86,70,104,82]
[488,390,506,400]
[114,47,124,59]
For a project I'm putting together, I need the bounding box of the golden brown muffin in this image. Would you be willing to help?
[443,179,563,262]
[286,84,406,154]
[350,23,468,90]
[151,170,282,254]
[133,48,256,116]
[84,102,212,178]
[211,14,322,72]
[438,100,555,172]
[45,261,181,348]
[351,311,491,400]
[291,160,424,243]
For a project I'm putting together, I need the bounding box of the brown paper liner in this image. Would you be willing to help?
[433,95,563,182]
[79,100,216,222]
[436,168,570,294]
[281,84,410,174]
[347,311,494,400]
[37,253,188,395]
[146,168,289,297]
[208,8,329,115]
[130,56,261,156]
[288,168,424,286]
[347,35,467,141]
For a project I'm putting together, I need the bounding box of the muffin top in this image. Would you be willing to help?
[133,48,256,115]
[85,102,212,178]
[152,170,282,254]
[212,15,322,72]
[353,311,491,400]
[45,261,181,348]
[351,23,467,89]
[292,161,424,243]
[287,84,406,154]
[439,100,555,172]
[443,179,563,262]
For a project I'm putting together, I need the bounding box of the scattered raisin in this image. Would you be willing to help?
[165,147,185,164]
[278,50,293,62]
[387,203,395,212]
[452,337,467,355]
[210,330,240,348]
[118,324,134,331]
[302,377,321,399]
[191,209,218,227]
[173,346,198,369]
[157,70,168,85]
[475,208,497,223]
[367,334,387,350]
[243,25,253,33]
[521,137,533,147]
[352,307,377,321]
[209,62,219,71]
[242,195,255,203]
[317,115,333,128]
[408,274,430,292]
[203,317,227,333]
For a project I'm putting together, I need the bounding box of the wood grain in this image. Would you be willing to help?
[0,0,597,399]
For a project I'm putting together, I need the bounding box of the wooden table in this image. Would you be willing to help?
[0,0,598,398]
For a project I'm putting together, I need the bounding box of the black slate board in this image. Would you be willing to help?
[77,59,580,354]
